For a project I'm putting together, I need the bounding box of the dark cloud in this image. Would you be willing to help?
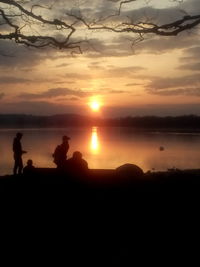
[182,46,200,59]
[0,76,31,84]
[69,97,79,101]
[0,41,49,69]
[0,0,199,60]
[145,73,200,96]
[102,66,146,78]
[148,87,200,97]
[97,88,127,94]
[131,33,197,55]
[109,89,127,94]
[56,96,80,101]
[91,1,200,56]
[85,38,133,58]
[88,61,103,66]
[53,81,75,85]
[106,0,120,2]
[178,46,200,70]
[85,31,198,58]
[62,73,92,80]
[146,74,200,91]
[18,86,128,100]
[115,0,200,25]
[0,101,86,115]
[77,0,197,26]
[19,88,91,100]
[0,93,5,99]
[55,63,70,68]
[62,65,145,81]
[179,62,200,71]
[36,0,200,23]
[123,7,180,25]
[0,0,198,66]
[0,19,11,32]
[126,83,141,86]
[87,61,105,70]
[181,0,200,14]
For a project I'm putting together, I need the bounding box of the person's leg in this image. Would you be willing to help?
[18,157,23,175]
[13,156,23,175]
[13,160,18,175]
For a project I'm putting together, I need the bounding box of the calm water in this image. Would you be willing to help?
[1,127,200,175]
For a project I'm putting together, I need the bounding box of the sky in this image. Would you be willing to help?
[0,0,200,117]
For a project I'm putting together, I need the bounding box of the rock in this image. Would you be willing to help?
[115,163,144,180]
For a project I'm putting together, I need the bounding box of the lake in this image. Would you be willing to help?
[1,127,200,175]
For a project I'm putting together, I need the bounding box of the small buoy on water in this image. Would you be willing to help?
[159,146,165,151]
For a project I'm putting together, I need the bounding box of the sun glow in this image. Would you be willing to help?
[90,100,101,112]
[91,127,99,154]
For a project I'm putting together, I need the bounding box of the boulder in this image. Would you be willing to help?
[116,164,144,180]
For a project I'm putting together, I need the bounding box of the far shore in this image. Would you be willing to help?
[2,126,200,134]
[1,114,200,131]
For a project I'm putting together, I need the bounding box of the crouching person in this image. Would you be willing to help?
[66,151,88,182]
[23,159,35,176]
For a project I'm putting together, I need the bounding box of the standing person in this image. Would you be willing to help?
[13,132,27,175]
[52,135,70,170]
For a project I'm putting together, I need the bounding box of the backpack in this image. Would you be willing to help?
[52,145,61,164]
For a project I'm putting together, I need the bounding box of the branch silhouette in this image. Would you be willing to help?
[0,0,83,51]
[0,0,200,51]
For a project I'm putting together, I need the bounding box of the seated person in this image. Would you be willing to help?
[66,151,88,176]
[23,159,35,175]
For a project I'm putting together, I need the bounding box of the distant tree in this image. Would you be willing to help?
[0,0,200,51]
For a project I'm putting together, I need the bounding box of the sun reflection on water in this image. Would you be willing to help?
[91,127,99,154]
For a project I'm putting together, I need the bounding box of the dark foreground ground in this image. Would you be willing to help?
[1,167,200,191]
[1,167,200,210]
[1,168,200,265]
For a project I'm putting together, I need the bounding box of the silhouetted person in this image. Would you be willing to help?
[23,159,35,176]
[53,135,70,170]
[13,132,27,175]
[66,151,88,176]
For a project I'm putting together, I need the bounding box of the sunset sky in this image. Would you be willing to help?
[0,0,200,117]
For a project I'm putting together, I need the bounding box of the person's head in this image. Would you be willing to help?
[16,132,23,139]
[72,151,82,160]
[27,159,33,166]
[62,135,70,143]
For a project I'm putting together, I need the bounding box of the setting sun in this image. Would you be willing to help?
[90,100,100,112]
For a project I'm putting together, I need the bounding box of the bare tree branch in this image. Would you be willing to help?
[0,0,200,51]
[119,0,137,15]
[0,0,83,51]
[68,11,200,36]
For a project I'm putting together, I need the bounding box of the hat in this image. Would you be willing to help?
[63,135,70,140]
[16,132,23,137]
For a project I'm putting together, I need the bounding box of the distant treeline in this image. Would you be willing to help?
[0,114,200,131]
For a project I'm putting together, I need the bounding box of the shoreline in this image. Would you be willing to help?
[1,126,200,133]
[1,167,200,192]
